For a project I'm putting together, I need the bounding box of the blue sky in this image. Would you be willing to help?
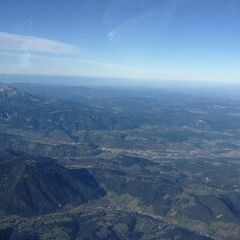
[0,0,240,83]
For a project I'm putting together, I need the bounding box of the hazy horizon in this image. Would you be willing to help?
[1,73,240,88]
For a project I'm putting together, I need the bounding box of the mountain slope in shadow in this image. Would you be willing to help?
[0,154,105,217]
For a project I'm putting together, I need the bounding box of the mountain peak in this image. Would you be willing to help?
[0,83,24,97]
[0,83,38,103]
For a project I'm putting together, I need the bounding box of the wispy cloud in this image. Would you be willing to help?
[0,50,172,79]
[0,32,81,55]
[107,30,117,41]
[1,50,235,82]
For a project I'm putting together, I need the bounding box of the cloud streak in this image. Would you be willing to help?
[0,32,80,55]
